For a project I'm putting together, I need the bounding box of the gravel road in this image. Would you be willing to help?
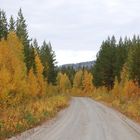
[10,97,140,140]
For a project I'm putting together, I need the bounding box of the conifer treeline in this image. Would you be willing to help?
[60,35,140,92]
[61,36,140,122]
[0,9,57,84]
[92,35,140,89]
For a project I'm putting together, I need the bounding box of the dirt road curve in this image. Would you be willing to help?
[10,97,140,140]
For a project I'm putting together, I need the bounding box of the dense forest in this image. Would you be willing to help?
[93,36,140,89]
[0,9,140,139]
[58,33,140,124]
[0,9,69,139]
[91,35,140,123]
[70,35,140,123]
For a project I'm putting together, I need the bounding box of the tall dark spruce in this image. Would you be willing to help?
[9,15,15,31]
[40,41,57,84]
[93,36,117,89]
[16,8,31,72]
[0,10,8,40]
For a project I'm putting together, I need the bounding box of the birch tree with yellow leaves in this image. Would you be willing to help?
[57,72,71,93]
[35,53,47,97]
[82,70,94,96]
[0,32,27,106]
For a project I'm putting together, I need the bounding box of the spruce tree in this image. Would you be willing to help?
[93,36,117,89]
[40,41,57,84]
[0,10,8,40]
[9,15,15,31]
[127,35,140,85]
[16,8,31,72]
[33,38,40,53]
[115,37,128,81]
[29,44,36,74]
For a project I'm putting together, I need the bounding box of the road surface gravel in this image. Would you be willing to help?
[10,97,140,140]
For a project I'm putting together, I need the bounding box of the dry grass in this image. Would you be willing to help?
[0,95,69,139]
[91,89,140,124]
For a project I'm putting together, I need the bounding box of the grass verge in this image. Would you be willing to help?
[0,95,70,140]
[91,93,140,124]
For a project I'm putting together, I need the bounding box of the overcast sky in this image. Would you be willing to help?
[1,0,140,65]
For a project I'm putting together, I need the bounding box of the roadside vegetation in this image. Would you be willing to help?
[60,36,140,123]
[0,9,69,139]
[0,8,140,139]
[91,36,140,123]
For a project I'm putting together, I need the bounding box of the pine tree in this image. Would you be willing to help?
[9,15,15,31]
[16,8,31,72]
[115,37,129,81]
[29,44,36,73]
[93,36,117,89]
[127,35,140,85]
[0,10,8,40]
[40,41,57,84]
[33,38,39,51]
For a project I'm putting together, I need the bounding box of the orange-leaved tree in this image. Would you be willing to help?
[57,72,71,93]
[27,68,39,97]
[82,70,94,96]
[35,53,47,97]
[0,32,27,106]
[73,70,83,90]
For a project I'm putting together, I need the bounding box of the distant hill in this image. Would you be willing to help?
[60,61,95,70]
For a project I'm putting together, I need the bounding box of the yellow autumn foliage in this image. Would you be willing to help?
[35,54,47,97]
[0,32,27,106]
[92,65,140,123]
[27,69,39,97]
[72,70,95,96]
[111,77,121,99]
[123,80,140,99]
[82,70,94,96]
[0,32,69,139]
[57,72,71,93]
[0,95,69,139]
[73,70,83,89]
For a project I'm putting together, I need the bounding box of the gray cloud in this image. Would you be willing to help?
[1,0,140,64]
